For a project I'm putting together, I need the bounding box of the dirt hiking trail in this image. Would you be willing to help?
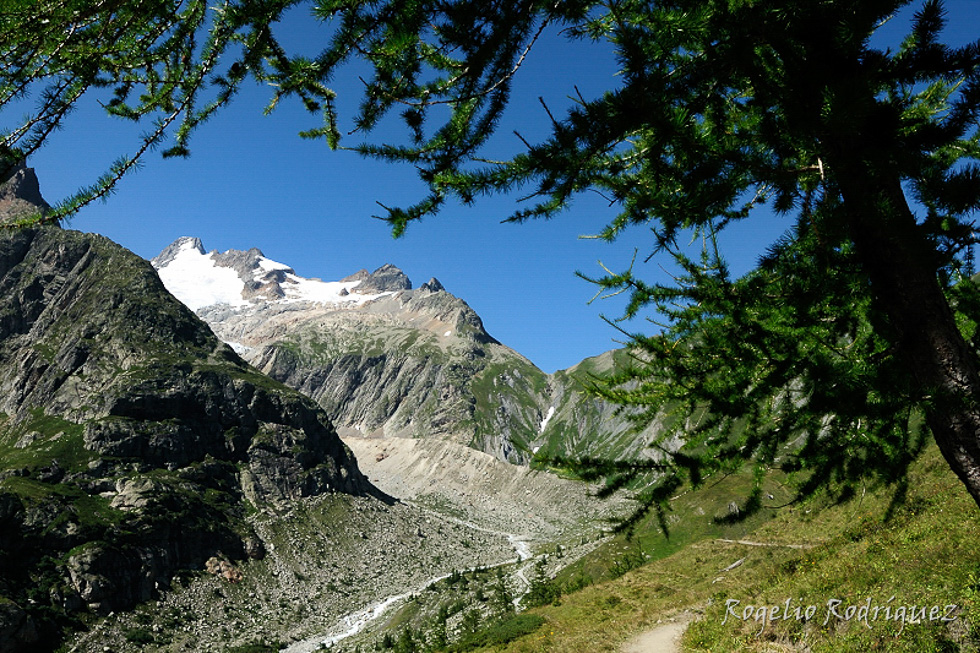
[622,612,694,652]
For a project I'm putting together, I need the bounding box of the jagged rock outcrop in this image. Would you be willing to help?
[353,263,412,293]
[149,235,204,268]
[0,162,49,223]
[0,226,374,652]
[419,277,445,293]
[340,268,370,283]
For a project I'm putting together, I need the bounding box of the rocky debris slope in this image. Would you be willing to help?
[0,223,375,652]
[345,435,623,538]
[153,238,662,465]
[66,492,516,653]
[67,438,626,653]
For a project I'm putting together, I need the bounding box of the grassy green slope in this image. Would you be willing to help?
[460,441,980,652]
[534,349,658,463]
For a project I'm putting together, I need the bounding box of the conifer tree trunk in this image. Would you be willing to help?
[836,165,980,509]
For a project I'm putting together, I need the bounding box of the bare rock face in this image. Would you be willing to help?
[0,162,50,224]
[194,274,551,462]
[419,277,445,293]
[353,263,412,293]
[211,246,295,282]
[0,227,375,652]
[340,268,370,283]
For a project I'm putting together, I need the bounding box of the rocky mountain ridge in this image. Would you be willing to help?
[0,166,647,652]
[153,238,661,465]
[0,161,49,223]
[0,175,394,650]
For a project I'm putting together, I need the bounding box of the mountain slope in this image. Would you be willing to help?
[0,219,376,651]
[153,239,553,462]
[534,350,668,462]
[152,238,660,465]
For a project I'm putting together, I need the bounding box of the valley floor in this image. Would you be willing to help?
[65,436,623,653]
[67,433,980,653]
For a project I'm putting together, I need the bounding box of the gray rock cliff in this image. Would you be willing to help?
[148,235,204,268]
[0,162,50,224]
[354,263,413,293]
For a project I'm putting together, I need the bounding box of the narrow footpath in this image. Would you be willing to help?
[621,612,693,653]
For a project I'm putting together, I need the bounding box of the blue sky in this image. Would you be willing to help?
[10,1,980,373]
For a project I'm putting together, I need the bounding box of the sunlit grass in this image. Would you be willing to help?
[462,442,980,652]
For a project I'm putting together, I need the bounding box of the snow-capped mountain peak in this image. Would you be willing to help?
[152,238,250,311]
[151,237,399,311]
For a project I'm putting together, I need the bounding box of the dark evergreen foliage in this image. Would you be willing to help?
[296,0,980,524]
[294,0,980,522]
[5,1,980,524]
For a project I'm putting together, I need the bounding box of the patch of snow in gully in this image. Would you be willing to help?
[539,406,556,433]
